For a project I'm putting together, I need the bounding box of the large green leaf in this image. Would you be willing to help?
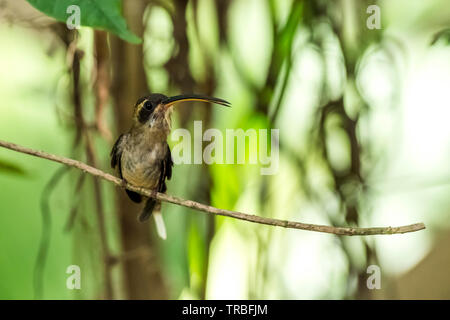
[26,0,141,44]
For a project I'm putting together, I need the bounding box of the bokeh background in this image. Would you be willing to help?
[0,0,450,299]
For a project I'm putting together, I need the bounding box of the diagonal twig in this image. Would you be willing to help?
[0,139,426,236]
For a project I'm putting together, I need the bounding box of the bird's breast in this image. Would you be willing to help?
[121,140,167,189]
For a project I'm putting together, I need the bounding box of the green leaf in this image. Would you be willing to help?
[26,0,141,44]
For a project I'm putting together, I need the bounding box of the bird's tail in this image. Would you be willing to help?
[138,198,155,222]
[152,204,167,240]
[138,199,167,240]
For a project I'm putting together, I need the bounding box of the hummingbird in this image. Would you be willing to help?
[110,93,230,239]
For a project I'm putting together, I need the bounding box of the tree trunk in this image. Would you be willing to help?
[110,0,167,299]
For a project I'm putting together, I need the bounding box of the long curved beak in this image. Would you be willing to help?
[162,94,231,109]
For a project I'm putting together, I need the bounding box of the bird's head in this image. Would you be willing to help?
[132,93,230,132]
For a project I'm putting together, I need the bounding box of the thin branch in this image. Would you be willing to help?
[0,139,426,236]
[64,171,86,232]
[34,166,71,299]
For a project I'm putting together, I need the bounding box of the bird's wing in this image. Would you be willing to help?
[110,133,126,175]
[164,143,173,181]
[110,134,142,203]
[157,143,173,193]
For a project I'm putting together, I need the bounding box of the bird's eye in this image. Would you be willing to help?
[137,100,155,123]
[143,101,153,111]
[144,101,155,111]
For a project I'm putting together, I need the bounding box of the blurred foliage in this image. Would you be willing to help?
[431,28,450,45]
[1,0,450,300]
[0,158,27,176]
